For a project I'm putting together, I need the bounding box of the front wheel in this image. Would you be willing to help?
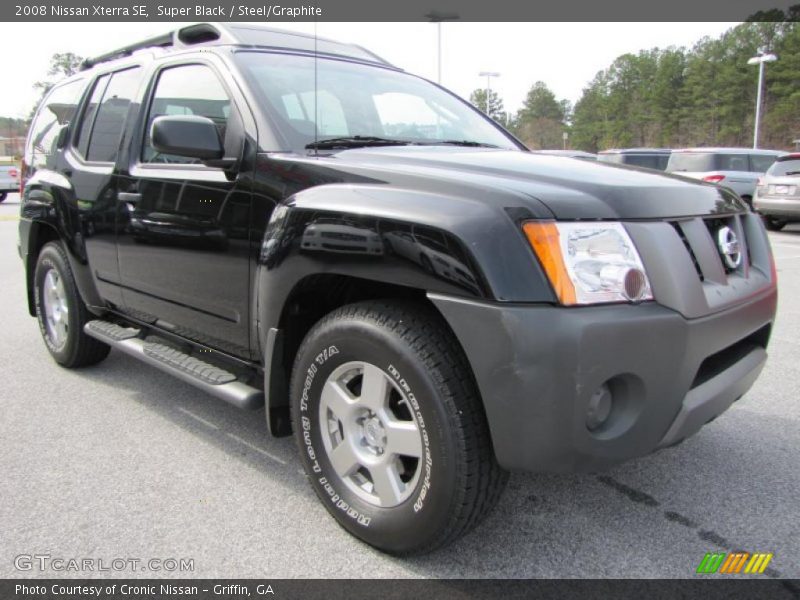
[34,242,110,367]
[290,300,507,555]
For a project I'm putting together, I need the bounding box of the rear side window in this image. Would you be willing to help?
[715,154,749,171]
[622,154,667,170]
[768,159,800,177]
[74,74,110,158]
[142,64,232,164]
[84,67,143,163]
[27,79,86,168]
[667,153,715,172]
[749,154,779,173]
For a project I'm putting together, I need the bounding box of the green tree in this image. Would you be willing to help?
[469,88,505,123]
[29,52,84,119]
[569,11,799,152]
[514,81,568,149]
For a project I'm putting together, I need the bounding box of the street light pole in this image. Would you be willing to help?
[747,50,777,149]
[478,71,500,116]
[425,11,459,84]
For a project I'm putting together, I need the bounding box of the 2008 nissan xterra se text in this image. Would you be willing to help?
[18,23,777,554]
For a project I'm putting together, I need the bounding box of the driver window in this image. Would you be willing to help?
[142,64,232,164]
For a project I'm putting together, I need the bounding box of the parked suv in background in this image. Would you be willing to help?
[754,153,800,231]
[597,148,671,170]
[666,148,785,207]
[0,157,19,202]
[18,23,777,555]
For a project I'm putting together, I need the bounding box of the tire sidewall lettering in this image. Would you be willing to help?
[35,254,68,356]
[298,342,436,529]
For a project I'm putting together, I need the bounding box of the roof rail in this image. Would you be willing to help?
[80,31,174,70]
[79,22,395,71]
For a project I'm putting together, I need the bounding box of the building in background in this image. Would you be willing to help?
[0,136,25,157]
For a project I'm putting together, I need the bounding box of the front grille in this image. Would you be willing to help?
[671,222,704,281]
[321,231,367,242]
[703,216,740,274]
[671,214,749,282]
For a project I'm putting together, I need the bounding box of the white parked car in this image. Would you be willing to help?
[754,153,800,231]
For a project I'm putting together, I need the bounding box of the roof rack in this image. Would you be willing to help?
[80,22,395,71]
[80,31,174,70]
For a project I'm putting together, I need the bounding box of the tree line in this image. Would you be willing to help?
[470,9,799,152]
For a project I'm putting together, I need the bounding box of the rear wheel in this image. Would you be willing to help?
[290,300,507,555]
[34,242,110,368]
[763,217,787,232]
[0,192,7,203]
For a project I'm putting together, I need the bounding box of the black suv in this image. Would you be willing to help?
[19,23,777,555]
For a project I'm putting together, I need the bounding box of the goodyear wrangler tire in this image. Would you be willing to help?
[290,300,507,555]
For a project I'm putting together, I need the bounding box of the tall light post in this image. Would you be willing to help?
[747,50,777,149]
[425,11,459,84]
[478,71,500,116]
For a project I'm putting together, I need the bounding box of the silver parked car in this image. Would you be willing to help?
[754,153,800,231]
[0,159,19,202]
[666,148,785,207]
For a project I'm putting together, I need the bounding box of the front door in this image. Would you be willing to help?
[116,62,253,358]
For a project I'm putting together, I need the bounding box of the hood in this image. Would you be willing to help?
[327,147,744,220]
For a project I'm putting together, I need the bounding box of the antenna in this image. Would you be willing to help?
[314,21,319,157]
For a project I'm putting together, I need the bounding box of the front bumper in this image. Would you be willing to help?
[430,288,777,472]
[754,195,800,219]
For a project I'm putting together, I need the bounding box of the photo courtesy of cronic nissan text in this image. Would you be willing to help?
[0,0,798,598]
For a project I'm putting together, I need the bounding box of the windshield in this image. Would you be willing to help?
[235,52,519,153]
[768,158,800,177]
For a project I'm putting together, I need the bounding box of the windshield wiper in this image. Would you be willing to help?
[784,171,800,176]
[305,136,412,150]
[425,140,500,148]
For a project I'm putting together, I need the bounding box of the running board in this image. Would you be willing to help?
[84,320,264,410]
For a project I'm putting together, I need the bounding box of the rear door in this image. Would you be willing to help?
[115,59,254,358]
[717,153,757,197]
[64,66,145,306]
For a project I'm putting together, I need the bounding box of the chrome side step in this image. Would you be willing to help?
[84,320,264,410]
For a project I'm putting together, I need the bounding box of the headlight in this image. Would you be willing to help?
[522,221,652,306]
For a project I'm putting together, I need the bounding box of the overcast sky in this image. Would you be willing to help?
[0,21,737,119]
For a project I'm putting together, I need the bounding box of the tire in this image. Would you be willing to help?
[290,300,507,555]
[764,217,787,232]
[34,242,110,368]
[0,192,7,203]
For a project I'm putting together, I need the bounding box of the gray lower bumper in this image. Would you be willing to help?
[430,287,777,473]
[754,196,800,219]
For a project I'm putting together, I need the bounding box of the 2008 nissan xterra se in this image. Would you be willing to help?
[18,23,777,555]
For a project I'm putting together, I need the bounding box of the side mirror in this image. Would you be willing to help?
[151,115,224,161]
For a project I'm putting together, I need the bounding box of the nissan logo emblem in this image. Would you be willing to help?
[717,226,742,270]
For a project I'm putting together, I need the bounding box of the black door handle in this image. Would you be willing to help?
[118,192,142,203]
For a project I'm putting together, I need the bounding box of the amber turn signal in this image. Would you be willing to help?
[522,221,577,305]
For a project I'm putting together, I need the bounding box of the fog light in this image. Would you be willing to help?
[586,383,613,431]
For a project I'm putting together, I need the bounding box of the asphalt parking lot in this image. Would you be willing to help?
[1,191,798,580]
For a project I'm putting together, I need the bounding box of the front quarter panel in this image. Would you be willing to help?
[256,182,557,333]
